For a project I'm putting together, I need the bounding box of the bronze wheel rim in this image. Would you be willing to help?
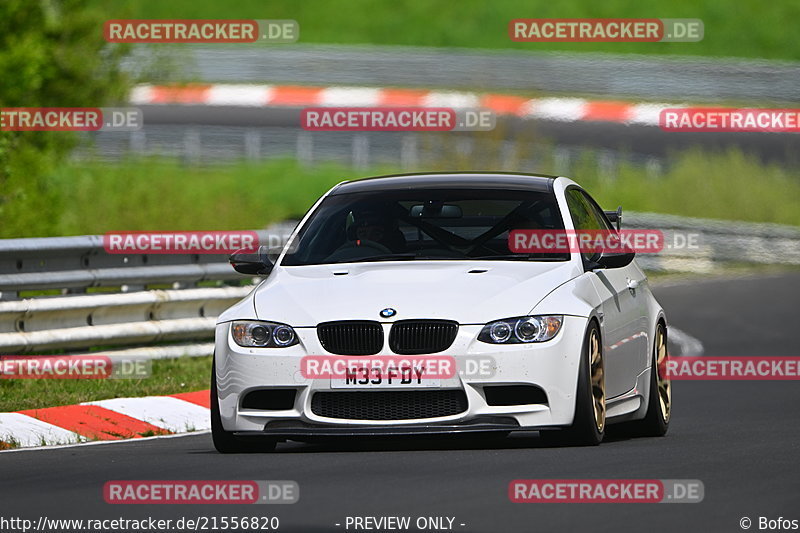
[656,326,671,423]
[590,328,605,432]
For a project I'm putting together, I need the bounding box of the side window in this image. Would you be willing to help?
[566,189,600,231]
[579,190,614,231]
[581,191,616,231]
[566,189,597,264]
[566,188,616,264]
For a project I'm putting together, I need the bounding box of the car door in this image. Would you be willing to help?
[565,188,648,399]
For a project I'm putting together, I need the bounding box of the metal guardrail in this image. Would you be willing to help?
[0,289,242,353]
[0,224,296,299]
[124,44,800,104]
[0,222,297,354]
[80,125,669,180]
[625,212,800,272]
[0,216,797,355]
[81,124,669,176]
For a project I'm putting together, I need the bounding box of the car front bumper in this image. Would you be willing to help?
[213,315,588,437]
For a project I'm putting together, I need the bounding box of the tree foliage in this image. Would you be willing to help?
[0,0,130,235]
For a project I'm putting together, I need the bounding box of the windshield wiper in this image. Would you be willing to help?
[344,254,419,263]
[345,253,471,263]
[469,254,568,261]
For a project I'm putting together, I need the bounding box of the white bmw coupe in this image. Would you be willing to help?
[212,172,671,452]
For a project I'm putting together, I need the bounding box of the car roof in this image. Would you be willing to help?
[329,172,557,195]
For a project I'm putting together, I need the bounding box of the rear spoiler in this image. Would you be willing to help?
[604,206,622,231]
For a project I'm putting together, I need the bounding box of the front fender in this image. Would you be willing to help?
[529,272,601,319]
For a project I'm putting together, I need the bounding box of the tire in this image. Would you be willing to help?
[211,355,277,453]
[628,322,671,437]
[540,321,605,447]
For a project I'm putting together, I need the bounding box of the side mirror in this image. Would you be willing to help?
[229,246,273,276]
[591,250,635,270]
[604,206,623,231]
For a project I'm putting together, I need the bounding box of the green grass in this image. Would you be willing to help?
[2,147,800,239]
[1,157,356,237]
[0,355,211,412]
[89,0,800,60]
[569,149,800,225]
[0,435,21,450]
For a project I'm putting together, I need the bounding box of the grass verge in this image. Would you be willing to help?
[90,0,800,61]
[0,355,211,412]
[2,146,798,239]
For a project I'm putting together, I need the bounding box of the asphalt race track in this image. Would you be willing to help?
[2,272,799,532]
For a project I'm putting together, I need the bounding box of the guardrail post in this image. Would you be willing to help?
[130,130,146,153]
[500,140,517,170]
[244,129,261,160]
[352,134,369,170]
[554,146,571,175]
[400,135,418,170]
[456,137,473,159]
[598,149,617,181]
[646,157,663,179]
[183,129,201,164]
[296,132,313,166]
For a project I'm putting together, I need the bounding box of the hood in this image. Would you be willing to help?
[244,260,580,326]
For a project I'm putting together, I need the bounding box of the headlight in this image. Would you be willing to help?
[231,321,298,348]
[478,315,563,344]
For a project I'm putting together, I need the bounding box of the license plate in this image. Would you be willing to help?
[330,366,441,389]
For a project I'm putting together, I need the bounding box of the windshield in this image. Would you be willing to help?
[281,188,569,265]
